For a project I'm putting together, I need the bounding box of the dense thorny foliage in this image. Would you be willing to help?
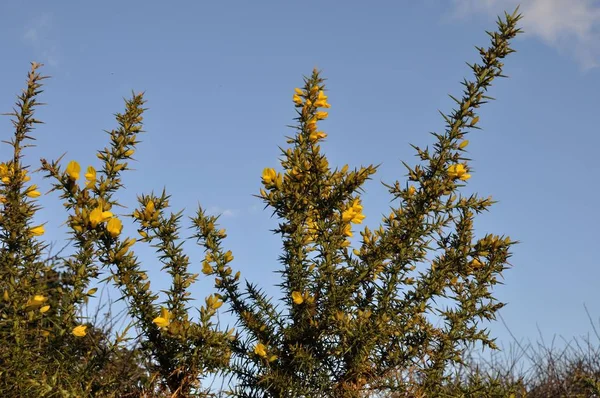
[0,9,526,398]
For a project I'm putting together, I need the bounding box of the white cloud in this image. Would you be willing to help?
[221,209,236,218]
[23,13,60,67]
[207,206,237,218]
[450,0,600,69]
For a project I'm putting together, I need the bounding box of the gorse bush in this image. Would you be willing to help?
[0,8,524,397]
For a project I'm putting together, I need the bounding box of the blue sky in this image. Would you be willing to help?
[1,0,599,357]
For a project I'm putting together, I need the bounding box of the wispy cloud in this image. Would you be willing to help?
[450,0,600,69]
[207,206,237,218]
[23,13,60,67]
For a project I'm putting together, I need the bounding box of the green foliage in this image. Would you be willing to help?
[0,64,151,397]
[193,9,522,397]
[0,8,537,398]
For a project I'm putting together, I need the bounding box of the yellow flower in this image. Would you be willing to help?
[341,210,353,223]
[254,343,267,358]
[66,161,81,181]
[153,317,170,329]
[84,166,96,188]
[72,325,87,337]
[458,140,469,149]
[202,261,212,275]
[40,305,50,313]
[124,149,135,157]
[291,291,304,305]
[350,211,365,224]
[341,199,365,224]
[27,295,48,307]
[309,131,327,143]
[153,307,172,328]
[408,186,416,195]
[262,168,277,185]
[470,258,484,269]
[89,206,113,228]
[315,111,328,120]
[41,330,50,337]
[294,88,304,96]
[343,223,353,237]
[106,217,122,237]
[26,185,41,198]
[293,94,303,106]
[224,250,234,263]
[447,164,471,181]
[29,225,45,237]
[206,294,223,310]
[314,91,330,108]
[306,118,318,132]
[352,211,365,224]
[144,200,155,217]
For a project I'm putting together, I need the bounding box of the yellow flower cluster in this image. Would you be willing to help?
[291,290,314,305]
[25,184,41,198]
[87,206,123,237]
[201,249,237,296]
[63,161,123,236]
[254,342,277,362]
[0,162,31,184]
[293,84,331,143]
[134,199,159,231]
[0,163,9,184]
[447,164,471,181]
[342,199,365,224]
[262,168,282,189]
[89,206,113,228]
[206,294,223,310]
[84,166,96,189]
